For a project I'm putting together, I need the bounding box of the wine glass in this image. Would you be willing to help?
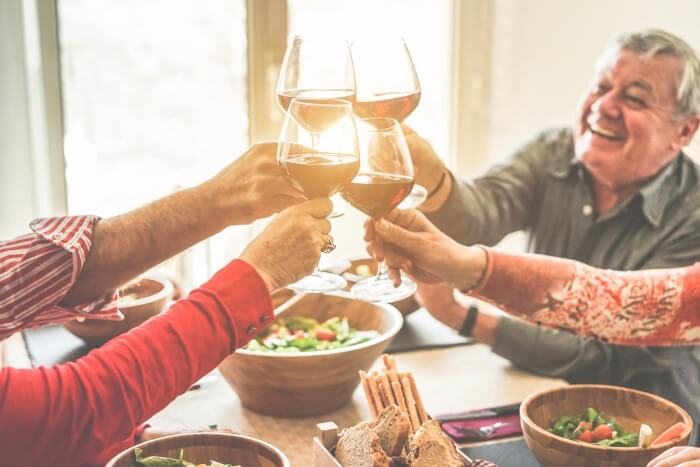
[277,98,360,293]
[277,35,356,214]
[349,36,427,205]
[341,117,416,302]
[277,35,356,123]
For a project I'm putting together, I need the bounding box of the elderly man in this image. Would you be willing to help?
[406,28,700,434]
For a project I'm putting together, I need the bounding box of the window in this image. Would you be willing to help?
[57,0,250,286]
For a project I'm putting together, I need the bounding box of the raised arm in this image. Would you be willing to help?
[471,247,700,346]
[367,208,700,346]
[0,199,332,466]
[62,142,303,306]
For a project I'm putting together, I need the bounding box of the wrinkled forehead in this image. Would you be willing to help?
[592,46,682,101]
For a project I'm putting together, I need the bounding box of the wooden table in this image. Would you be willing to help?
[148,344,566,466]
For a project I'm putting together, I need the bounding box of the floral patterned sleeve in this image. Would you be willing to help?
[471,247,700,346]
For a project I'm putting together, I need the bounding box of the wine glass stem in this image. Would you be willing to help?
[375,260,390,281]
[310,132,320,149]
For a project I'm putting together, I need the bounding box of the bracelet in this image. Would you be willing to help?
[458,303,479,337]
[427,170,448,199]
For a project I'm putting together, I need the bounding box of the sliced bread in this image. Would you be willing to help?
[370,404,411,457]
[336,421,392,467]
[407,420,465,467]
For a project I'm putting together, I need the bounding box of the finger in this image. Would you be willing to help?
[366,240,385,263]
[651,449,700,467]
[649,447,686,467]
[401,123,415,136]
[299,197,333,218]
[387,266,402,287]
[649,447,697,467]
[363,218,375,242]
[374,217,424,249]
[316,218,332,235]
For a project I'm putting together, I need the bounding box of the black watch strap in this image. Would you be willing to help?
[459,303,479,337]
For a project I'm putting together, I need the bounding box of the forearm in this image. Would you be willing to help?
[471,248,700,345]
[63,182,227,305]
[0,259,272,466]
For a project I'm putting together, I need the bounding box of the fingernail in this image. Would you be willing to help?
[375,219,387,232]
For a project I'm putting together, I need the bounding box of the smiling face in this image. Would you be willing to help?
[574,48,698,191]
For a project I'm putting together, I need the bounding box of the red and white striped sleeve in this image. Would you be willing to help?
[0,216,120,340]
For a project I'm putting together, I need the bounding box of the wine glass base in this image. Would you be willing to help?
[350,275,416,303]
[287,271,347,293]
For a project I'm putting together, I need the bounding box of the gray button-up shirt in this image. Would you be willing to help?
[429,127,700,433]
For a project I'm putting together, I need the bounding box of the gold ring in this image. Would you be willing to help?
[322,236,336,254]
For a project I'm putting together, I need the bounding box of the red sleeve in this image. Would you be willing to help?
[472,247,700,346]
[0,258,272,467]
[0,216,120,340]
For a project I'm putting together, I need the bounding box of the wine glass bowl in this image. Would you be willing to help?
[276,35,355,114]
[350,36,426,208]
[277,98,360,293]
[341,117,417,303]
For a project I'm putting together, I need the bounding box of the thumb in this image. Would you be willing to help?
[374,218,423,249]
[297,197,333,218]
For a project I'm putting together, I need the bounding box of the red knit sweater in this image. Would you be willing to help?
[0,258,272,467]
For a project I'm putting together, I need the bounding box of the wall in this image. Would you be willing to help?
[484,0,700,169]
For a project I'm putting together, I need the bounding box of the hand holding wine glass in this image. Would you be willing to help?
[341,117,416,302]
[277,98,360,293]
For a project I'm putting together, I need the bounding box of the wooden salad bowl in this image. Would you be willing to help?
[520,384,693,467]
[218,292,403,418]
[106,432,290,467]
[64,274,173,346]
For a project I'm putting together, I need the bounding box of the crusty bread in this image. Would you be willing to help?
[336,421,392,467]
[407,420,465,467]
[370,404,411,457]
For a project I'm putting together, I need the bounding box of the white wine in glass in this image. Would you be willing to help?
[277,98,360,293]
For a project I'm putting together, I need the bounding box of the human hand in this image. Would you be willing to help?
[416,282,467,330]
[365,209,486,291]
[647,446,700,467]
[204,142,306,225]
[401,125,447,194]
[241,198,332,293]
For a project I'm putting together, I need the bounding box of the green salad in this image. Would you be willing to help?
[549,407,639,447]
[245,315,380,352]
[132,448,240,467]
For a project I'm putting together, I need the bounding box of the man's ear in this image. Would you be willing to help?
[677,115,700,147]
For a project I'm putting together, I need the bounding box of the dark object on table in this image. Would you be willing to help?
[435,402,521,423]
[461,439,540,467]
[386,308,472,353]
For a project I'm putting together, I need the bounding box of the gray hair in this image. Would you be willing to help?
[597,29,700,118]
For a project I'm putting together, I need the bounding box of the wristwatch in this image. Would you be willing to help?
[458,303,479,337]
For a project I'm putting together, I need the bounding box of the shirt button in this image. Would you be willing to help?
[260,314,270,323]
[582,205,593,216]
[246,325,257,335]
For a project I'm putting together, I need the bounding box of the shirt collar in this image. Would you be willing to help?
[546,145,687,227]
[637,154,685,228]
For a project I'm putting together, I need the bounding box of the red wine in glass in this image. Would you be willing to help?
[341,173,414,218]
[352,91,421,123]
